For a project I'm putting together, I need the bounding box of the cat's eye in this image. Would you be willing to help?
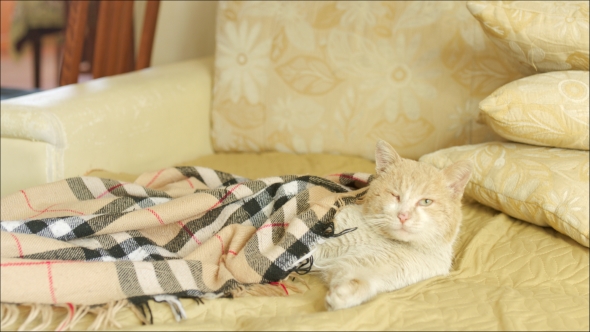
[418,199,433,206]
[390,192,400,200]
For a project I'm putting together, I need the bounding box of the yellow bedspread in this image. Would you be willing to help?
[4,153,588,331]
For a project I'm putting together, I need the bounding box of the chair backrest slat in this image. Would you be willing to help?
[59,1,90,86]
[60,0,160,86]
[136,0,160,71]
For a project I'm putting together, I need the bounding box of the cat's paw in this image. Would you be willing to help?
[325,278,367,311]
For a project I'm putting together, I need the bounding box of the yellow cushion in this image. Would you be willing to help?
[420,142,589,247]
[210,1,522,160]
[478,70,589,150]
[467,1,590,74]
[86,152,377,182]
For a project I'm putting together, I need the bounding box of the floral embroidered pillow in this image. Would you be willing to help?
[478,71,589,150]
[420,142,589,247]
[467,1,589,75]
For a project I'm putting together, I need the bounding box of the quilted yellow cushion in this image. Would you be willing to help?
[478,70,589,150]
[211,1,522,160]
[420,142,589,247]
[467,1,590,74]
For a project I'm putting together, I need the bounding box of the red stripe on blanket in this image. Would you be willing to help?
[9,233,23,258]
[257,223,289,231]
[146,208,165,225]
[329,174,368,184]
[178,221,202,245]
[207,183,244,212]
[96,183,125,198]
[172,183,244,247]
[145,169,165,188]
[186,178,194,189]
[21,190,84,218]
[47,262,57,303]
[216,234,224,254]
[228,250,238,256]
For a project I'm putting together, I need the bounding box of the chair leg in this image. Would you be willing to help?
[32,33,41,89]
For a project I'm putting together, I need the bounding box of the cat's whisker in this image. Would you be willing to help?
[364,216,397,234]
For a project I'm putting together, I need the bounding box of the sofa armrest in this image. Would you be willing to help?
[1,56,214,197]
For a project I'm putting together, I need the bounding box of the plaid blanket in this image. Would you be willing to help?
[0,166,371,324]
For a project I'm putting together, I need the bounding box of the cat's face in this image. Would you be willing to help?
[362,140,472,246]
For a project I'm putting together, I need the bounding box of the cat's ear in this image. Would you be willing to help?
[375,140,402,174]
[442,160,473,199]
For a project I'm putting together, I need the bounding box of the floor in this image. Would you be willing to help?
[1,35,93,100]
[0,35,61,91]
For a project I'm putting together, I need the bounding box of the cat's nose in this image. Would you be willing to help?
[397,212,409,223]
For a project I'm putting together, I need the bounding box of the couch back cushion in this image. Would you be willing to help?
[210,1,523,160]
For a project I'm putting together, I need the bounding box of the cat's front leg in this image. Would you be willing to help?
[325,277,376,311]
[333,204,362,232]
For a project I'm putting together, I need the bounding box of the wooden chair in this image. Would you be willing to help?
[59,0,160,86]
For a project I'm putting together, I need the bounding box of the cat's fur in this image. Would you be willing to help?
[312,140,472,311]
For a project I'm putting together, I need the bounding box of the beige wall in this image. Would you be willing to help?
[134,1,217,67]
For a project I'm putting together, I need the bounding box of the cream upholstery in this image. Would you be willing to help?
[0,57,215,197]
[1,138,53,198]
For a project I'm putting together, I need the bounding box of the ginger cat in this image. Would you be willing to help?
[313,140,472,311]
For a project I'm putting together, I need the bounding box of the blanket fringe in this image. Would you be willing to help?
[128,305,150,326]
[230,273,310,298]
[1,276,310,330]
[55,303,90,331]
[33,304,53,331]
[0,301,127,331]
[18,303,41,331]
[1,303,19,330]
[87,300,126,330]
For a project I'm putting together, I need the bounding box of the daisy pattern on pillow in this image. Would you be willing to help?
[358,34,440,122]
[216,21,271,105]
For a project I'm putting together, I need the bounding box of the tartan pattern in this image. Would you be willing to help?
[0,167,372,307]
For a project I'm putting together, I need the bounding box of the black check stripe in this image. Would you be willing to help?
[0,213,126,241]
[33,232,178,262]
[176,166,205,183]
[214,170,243,187]
[336,173,375,187]
[65,178,96,201]
[1,216,88,241]
[95,196,169,214]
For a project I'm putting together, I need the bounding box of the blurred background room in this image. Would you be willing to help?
[0,0,218,100]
